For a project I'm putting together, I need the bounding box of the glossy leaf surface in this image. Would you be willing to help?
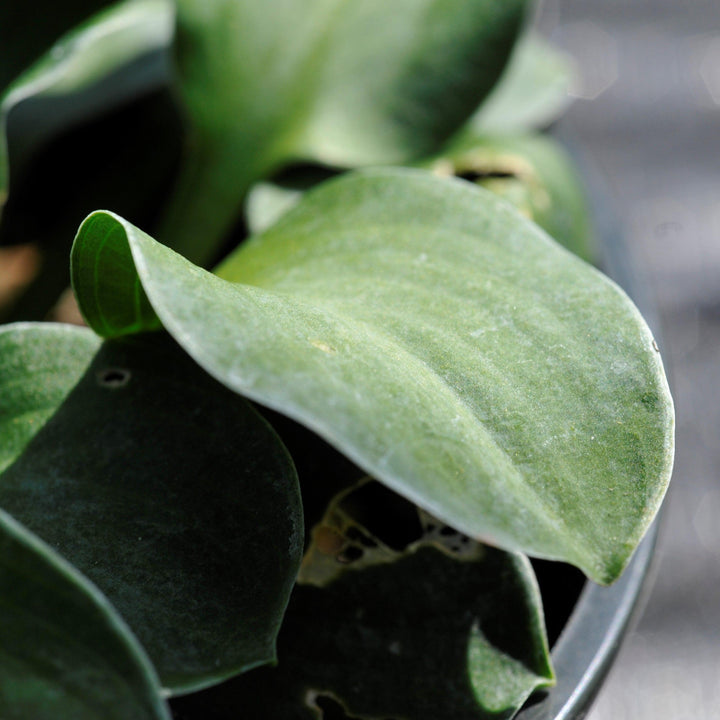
[172,542,552,720]
[469,33,575,133]
[161,0,528,261]
[72,169,674,584]
[0,326,303,694]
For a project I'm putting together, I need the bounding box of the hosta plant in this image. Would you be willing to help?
[0,1,674,719]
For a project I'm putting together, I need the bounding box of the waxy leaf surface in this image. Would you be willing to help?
[171,545,553,720]
[162,0,528,260]
[72,169,674,584]
[0,324,169,720]
[0,326,303,694]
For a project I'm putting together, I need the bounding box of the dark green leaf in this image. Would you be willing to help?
[0,509,171,720]
[0,326,303,693]
[0,324,168,719]
[71,169,674,584]
[171,542,553,720]
[160,0,528,261]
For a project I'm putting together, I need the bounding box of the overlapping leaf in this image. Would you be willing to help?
[0,322,101,471]
[0,324,303,694]
[71,169,674,584]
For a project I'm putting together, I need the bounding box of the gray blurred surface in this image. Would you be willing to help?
[536,1,720,717]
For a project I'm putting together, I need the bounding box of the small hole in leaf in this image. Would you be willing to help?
[439,526,457,537]
[97,368,131,388]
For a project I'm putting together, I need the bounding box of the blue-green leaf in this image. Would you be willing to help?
[71,169,674,584]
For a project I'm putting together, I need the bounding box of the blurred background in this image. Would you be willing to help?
[537,0,720,717]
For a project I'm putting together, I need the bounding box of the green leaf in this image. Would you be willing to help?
[0,0,173,213]
[160,0,528,261]
[0,325,303,693]
[427,132,595,261]
[171,543,552,720]
[0,509,171,720]
[469,33,576,133]
[71,169,674,584]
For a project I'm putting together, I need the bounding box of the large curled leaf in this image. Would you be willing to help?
[171,543,552,720]
[0,0,173,211]
[71,169,674,584]
[0,325,303,694]
[0,510,170,720]
[160,0,528,261]
[468,33,576,133]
